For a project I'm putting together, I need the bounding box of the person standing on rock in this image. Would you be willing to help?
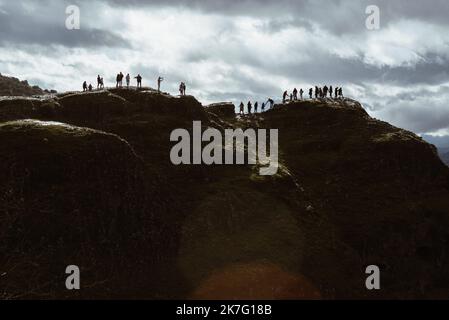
[314,86,319,99]
[97,75,101,89]
[135,74,142,88]
[293,88,298,100]
[99,77,104,89]
[309,88,313,99]
[283,91,288,104]
[116,74,120,88]
[88,84,93,91]
[179,82,186,96]
[339,87,343,98]
[254,101,258,113]
[83,81,88,92]
[329,86,333,98]
[300,88,304,100]
[323,85,328,97]
[239,102,244,115]
[247,101,252,114]
[157,76,164,93]
[126,74,131,88]
[262,102,266,112]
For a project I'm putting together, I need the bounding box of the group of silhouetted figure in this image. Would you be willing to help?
[81,75,344,115]
[81,73,187,95]
[239,98,275,115]
[283,86,343,103]
[238,86,345,115]
[114,72,143,89]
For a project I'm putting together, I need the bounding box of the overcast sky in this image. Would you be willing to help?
[0,0,448,138]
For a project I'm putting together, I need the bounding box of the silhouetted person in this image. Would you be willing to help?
[82,81,87,92]
[135,74,142,88]
[119,72,124,88]
[239,102,244,115]
[314,86,319,99]
[97,75,101,89]
[99,77,104,89]
[323,85,328,97]
[300,88,304,100]
[88,84,93,91]
[339,87,343,98]
[267,98,274,109]
[293,88,298,100]
[179,82,186,96]
[334,87,338,98]
[329,86,333,98]
[126,74,130,88]
[116,74,120,88]
[262,102,265,111]
[247,101,252,114]
[254,101,258,113]
[319,88,323,98]
[283,91,288,103]
[157,76,164,93]
[309,88,313,99]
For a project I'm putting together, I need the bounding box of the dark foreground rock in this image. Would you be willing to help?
[0,120,154,299]
[0,90,449,299]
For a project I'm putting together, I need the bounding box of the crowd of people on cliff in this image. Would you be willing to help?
[81,73,186,96]
[238,86,345,115]
[282,86,343,103]
[81,75,344,116]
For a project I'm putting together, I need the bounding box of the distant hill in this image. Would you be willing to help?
[441,151,449,166]
[421,134,449,166]
[0,73,55,96]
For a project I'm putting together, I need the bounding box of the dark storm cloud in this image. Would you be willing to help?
[0,1,129,48]
[379,54,449,86]
[361,85,449,134]
[97,0,449,33]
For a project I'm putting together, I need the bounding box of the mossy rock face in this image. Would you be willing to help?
[178,189,304,285]
[109,88,207,120]
[57,91,129,125]
[0,120,151,299]
[206,103,236,119]
[0,98,41,122]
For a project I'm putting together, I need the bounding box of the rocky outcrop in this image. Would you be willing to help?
[260,99,449,298]
[1,90,449,299]
[206,102,236,118]
[0,74,55,97]
[441,151,449,166]
[0,120,153,299]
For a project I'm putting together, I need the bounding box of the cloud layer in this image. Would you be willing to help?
[0,0,448,136]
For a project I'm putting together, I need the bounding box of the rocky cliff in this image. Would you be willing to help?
[0,73,55,97]
[0,88,448,299]
[441,151,449,166]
